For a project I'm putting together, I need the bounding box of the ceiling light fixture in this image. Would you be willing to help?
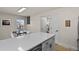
[18,7,26,13]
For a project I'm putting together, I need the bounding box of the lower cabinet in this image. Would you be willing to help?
[29,36,55,51]
[42,36,55,51]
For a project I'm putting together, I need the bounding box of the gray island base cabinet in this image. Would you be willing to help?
[29,36,55,51]
[42,36,55,51]
[0,32,55,51]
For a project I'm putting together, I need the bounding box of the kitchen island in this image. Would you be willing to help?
[0,32,55,51]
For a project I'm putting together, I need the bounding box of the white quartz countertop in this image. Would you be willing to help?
[0,32,55,51]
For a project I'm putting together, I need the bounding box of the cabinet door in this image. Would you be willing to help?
[42,40,49,51]
[42,36,55,51]
[47,36,55,51]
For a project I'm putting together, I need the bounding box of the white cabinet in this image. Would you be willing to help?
[42,36,55,51]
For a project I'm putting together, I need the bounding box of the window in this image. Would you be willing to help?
[16,19,24,29]
[27,16,30,24]
[16,19,24,25]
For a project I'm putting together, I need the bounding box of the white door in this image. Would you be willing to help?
[40,16,60,44]
[51,16,60,44]
[40,16,48,33]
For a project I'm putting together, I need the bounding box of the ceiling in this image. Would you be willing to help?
[0,7,60,16]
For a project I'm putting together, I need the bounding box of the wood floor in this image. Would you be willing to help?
[54,44,73,51]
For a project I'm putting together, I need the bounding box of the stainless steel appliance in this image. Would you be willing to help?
[77,16,79,50]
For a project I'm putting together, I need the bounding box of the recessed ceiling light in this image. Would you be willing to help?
[18,7,26,13]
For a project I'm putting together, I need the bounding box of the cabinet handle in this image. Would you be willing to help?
[50,44,52,48]
[46,42,48,45]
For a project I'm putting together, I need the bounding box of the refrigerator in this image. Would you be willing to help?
[77,16,79,50]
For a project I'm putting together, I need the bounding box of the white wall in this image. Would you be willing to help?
[29,7,79,50]
[0,12,27,40]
